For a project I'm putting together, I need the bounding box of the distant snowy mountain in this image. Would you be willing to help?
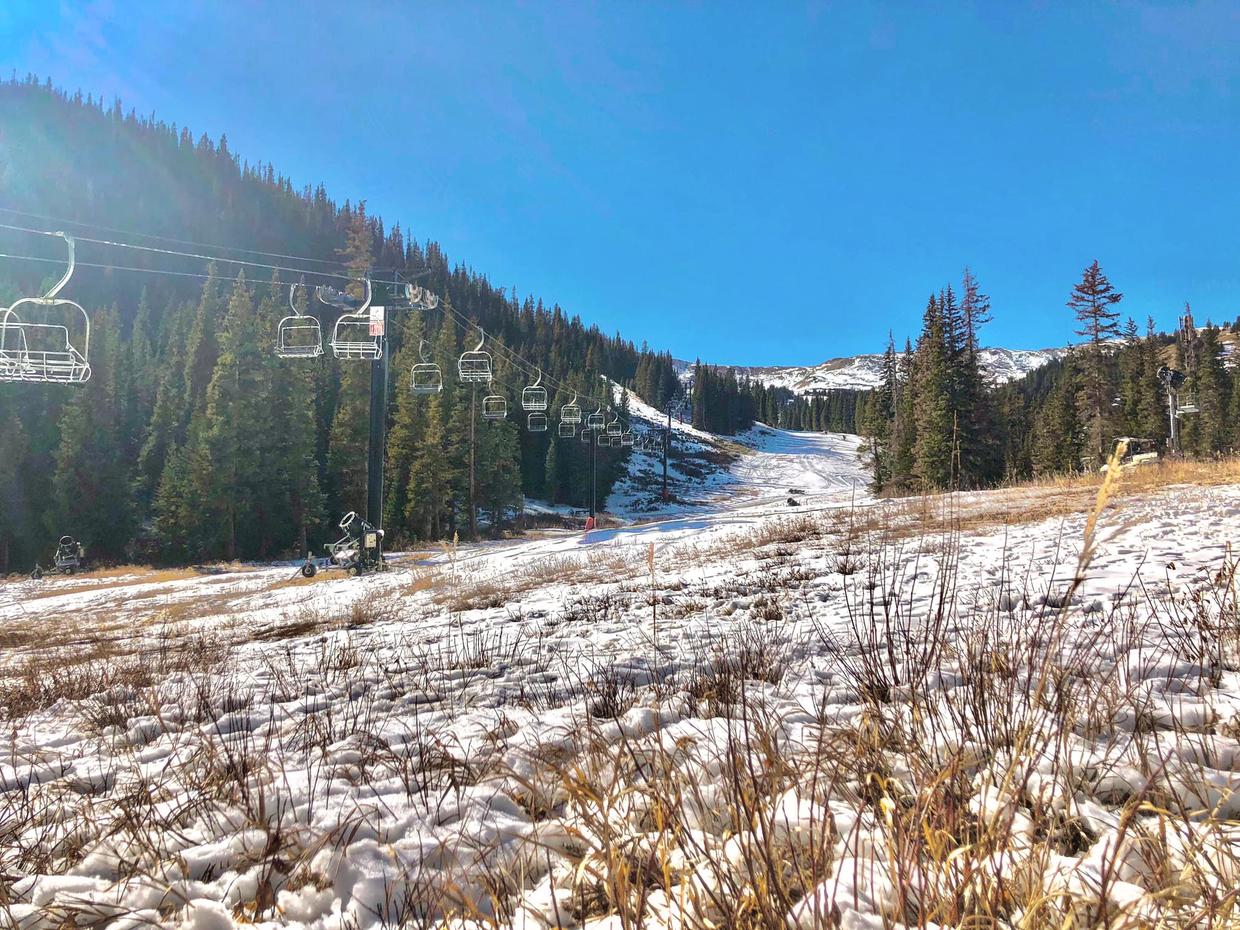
[676,346,1068,394]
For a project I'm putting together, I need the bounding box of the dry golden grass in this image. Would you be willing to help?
[1038,453,1240,493]
[18,563,259,601]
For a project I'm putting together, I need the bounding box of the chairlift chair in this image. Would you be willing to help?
[324,279,382,360]
[1177,392,1200,415]
[410,339,443,395]
[0,233,92,384]
[561,393,582,424]
[598,433,613,447]
[580,427,592,444]
[586,405,605,431]
[620,430,634,447]
[403,283,440,311]
[528,412,548,432]
[276,284,323,358]
[458,329,494,383]
[606,417,623,438]
[558,420,576,438]
[522,369,548,412]
[482,394,508,420]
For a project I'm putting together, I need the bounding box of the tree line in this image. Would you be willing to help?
[866,263,1240,493]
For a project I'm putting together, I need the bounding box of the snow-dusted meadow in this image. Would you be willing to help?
[2,424,1239,929]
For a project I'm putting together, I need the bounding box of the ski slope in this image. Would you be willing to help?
[3,430,1240,930]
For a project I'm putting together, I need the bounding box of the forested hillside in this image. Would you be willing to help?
[0,77,683,572]
[866,266,1240,492]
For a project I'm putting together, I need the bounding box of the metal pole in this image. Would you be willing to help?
[591,431,597,517]
[662,404,671,501]
[1168,389,1179,455]
[366,336,389,548]
[469,386,477,538]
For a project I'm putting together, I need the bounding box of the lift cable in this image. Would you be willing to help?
[431,303,645,431]
[2,238,659,429]
[0,221,367,285]
[435,297,640,423]
[0,205,355,268]
[1,217,674,420]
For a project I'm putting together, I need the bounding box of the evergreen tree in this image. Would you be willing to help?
[911,296,953,489]
[1067,261,1123,465]
[1190,325,1228,455]
[0,414,31,574]
[50,309,134,561]
[201,274,278,559]
[891,339,917,487]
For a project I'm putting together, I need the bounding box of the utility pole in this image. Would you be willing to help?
[662,403,671,501]
[469,386,477,537]
[366,332,389,532]
[1168,389,1179,455]
[1158,365,1187,457]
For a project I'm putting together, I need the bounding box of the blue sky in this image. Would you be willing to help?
[3,2,1239,365]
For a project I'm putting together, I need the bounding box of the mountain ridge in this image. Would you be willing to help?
[675,345,1069,393]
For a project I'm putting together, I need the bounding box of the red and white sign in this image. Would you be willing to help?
[369,306,386,336]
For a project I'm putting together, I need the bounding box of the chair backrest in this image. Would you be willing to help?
[482,394,507,419]
[277,284,323,358]
[328,279,381,360]
[522,369,548,412]
[411,340,443,394]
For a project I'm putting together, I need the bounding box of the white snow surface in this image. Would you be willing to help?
[3,425,1240,929]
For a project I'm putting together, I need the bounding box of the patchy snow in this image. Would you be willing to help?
[677,345,1069,393]
[3,427,1240,928]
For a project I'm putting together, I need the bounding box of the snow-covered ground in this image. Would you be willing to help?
[3,428,1240,930]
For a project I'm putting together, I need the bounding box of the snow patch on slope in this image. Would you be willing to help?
[677,345,1069,393]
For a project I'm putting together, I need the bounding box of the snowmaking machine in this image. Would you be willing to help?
[300,512,385,578]
[30,536,86,579]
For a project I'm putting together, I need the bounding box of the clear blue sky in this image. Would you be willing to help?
[4,2,1239,365]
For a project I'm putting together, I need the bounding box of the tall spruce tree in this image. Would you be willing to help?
[1067,261,1123,465]
[911,296,953,489]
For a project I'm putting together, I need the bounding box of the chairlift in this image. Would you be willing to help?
[410,339,443,395]
[606,416,623,437]
[528,412,548,432]
[522,369,549,412]
[620,430,634,447]
[561,393,582,424]
[404,283,440,311]
[458,328,494,383]
[1177,392,1200,415]
[482,393,508,419]
[0,233,91,384]
[325,279,382,360]
[558,420,577,438]
[276,283,323,358]
[580,427,592,444]
[586,404,605,431]
[598,433,613,447]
